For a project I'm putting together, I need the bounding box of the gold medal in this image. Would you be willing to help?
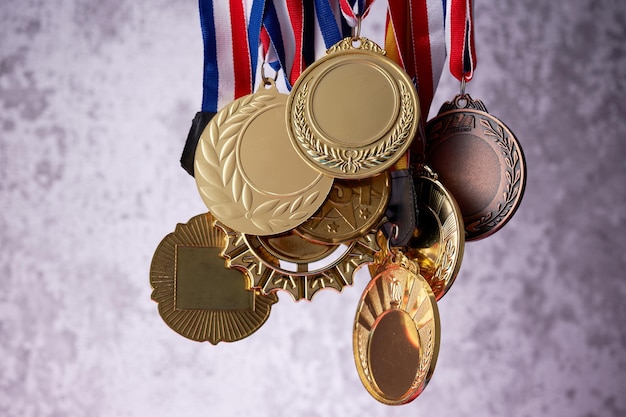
[150,213,278,344]
[286,37,419,179]
[404,166,465,300]
[295,172,390,244]
[425,94,526,240]
[194,80,333,236]
[218,223,379,301]
[353,245,440,405]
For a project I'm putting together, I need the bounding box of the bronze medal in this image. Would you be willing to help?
[149,213,278,344]
[404,167,465,300]
[425,94,526,240]
[353,248,440,405]
[218,223,379,301]
[295,172,390,244]
[286,37,419,179]
[194,80,333,236]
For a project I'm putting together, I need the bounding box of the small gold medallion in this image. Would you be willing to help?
[353,250,440,405]
[218,223,379,301]
[295,172,390,244]
[404,167,465,300]
[150,213,278,344]
[425,94,526,240]
[286,37,419,179]
[194,80,333,236]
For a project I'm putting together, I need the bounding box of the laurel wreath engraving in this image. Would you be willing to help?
[412,326,434,390]
[196,92,324,234]
[466,118,523,234]
[430,238,456,297]
[292,80,414,175]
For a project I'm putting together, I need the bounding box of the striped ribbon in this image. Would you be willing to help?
[448,0,476,82]
[386,0,447,121]
[200,0,254,112]
[338,0,374,28]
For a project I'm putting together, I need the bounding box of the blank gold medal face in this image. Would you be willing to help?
[194,81,333,236]
[425,95,526,240]
[287,37,419,179]
[353,263,440,405]
[149,213,278,344]
[404,174,465,300]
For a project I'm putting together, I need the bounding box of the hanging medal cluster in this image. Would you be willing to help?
[150,0,526,406]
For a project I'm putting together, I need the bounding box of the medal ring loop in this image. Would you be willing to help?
[351,15,362,43]
[261,64,279,86]
[387,223,399,262]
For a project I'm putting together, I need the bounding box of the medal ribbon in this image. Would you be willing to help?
[314,0,346,49]
[386,0,447,120]
[338,0,375,28]
[200,0,254,112]
[448,0,476,83]
[260,0,311,89]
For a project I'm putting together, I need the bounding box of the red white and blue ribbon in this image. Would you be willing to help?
[386,0,447,121]
[199,0,255,112]
[338,0,375,29]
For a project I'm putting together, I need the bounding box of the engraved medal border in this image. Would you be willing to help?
[353,259,440,405]
[426,95,526,240]
[194,82,333,236]
[218,222,380,301]
[286,37,419,179]
[150,213,278,344]
[407,169,465,300]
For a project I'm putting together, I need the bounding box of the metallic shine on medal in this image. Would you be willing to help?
[149,213,278,344]
[217,223,379,301]
[286,37,419,179]
[295,172,390,244]
[194,80,333,236]
[425,94,526,240]
[404,166,465,300]
[353,249,440,405]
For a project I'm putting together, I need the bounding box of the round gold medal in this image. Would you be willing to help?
[425,94,526,240]
[353,254,440,405]
[295,172,390,244]
[217,223,379,301]
[286,37,419,179]
[404,168,465,300]
[149,213,278,344]
[194,81,333,236]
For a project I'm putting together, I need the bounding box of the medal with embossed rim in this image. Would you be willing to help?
[295,172,390,245]
[194,79,333,236]
[149,213,278,344]
[425,95,526,241]
[286,36,419,179]
[403,166,465,300]
[353,238,440,405]
[216,222,379,301]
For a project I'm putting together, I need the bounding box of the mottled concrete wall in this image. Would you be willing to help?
[1,1,625,416]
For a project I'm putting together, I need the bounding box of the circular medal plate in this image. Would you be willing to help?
[195,82,333,236]
[425,95,526,240]
[295,172,390,244]
[218,223,379,301]
[286,37,419,179]
[404,173,465,300]
[353,262,440,405]
[149,213,278,344]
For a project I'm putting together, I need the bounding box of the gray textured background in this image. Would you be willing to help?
[2,1,626,416]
